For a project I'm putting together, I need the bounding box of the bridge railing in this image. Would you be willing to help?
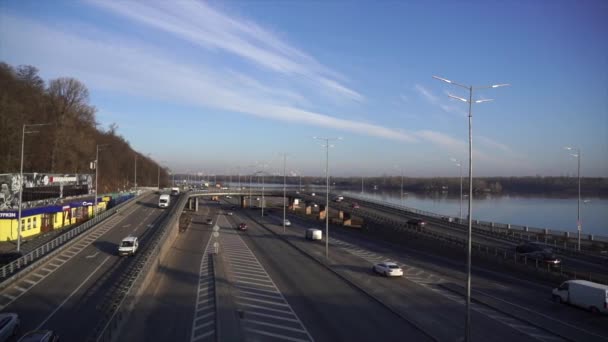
[0,192,139,286]
[342,192,608,253]
[308,198,608,285]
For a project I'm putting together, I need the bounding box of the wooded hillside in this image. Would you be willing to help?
[0,63,168,192]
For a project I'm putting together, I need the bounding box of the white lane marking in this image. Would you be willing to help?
[13,286,27,293]
[238,296,290,307]
[190,234,214,342]
[195,312,214,323]
[237,302,294,314]
[36,256,111,329]
[238,288,283,300]
[85,252,99,259]
[247,311,301,323]
[23,279,37,285]
[3,294,15,300]
[244,328,310,342]
[219,218,314,342]
[246,319,308,333]
[191,330,214,341]
[122,224,131,228]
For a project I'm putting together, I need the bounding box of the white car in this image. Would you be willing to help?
[373,262,403,277]
[227,212,233,216]
[283,219,291,226]
[118,236,139,256]
[0,312,20,341]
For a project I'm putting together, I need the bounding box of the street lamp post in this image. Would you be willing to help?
[314,136,341,259]
[394,165,404,203]
[361,176,364,194]
[94,144,110,217]
[134,155,137,192]
[451,158,464,221]
[434,75,508,342]
[565,146,582,251]
[281,154,288,233]
[17,123,52,252]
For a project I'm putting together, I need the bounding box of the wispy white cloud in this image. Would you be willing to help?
[0,14,413,143]
[477,135,512,154]
[415,84,467,117]
[415,84,439,103]
[86,0,364,102]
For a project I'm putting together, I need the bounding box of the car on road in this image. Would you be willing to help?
[205,218,213,225]
[227,212,233,216]
[283,219,291,226]
[118,236,139,256]
[515,242,561,266]
[552,280,608,314]
[373,262,404,277]
[311,193,316,196]
[238,223,248,231]
[351,202,360,209]
[0,312,20,341]
[305,228,322,240]
[407,218,426,227]
[17,330,59,342]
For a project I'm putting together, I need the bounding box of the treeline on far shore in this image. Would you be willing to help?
[249,176,607,196]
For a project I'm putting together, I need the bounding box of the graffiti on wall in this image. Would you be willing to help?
[0,173,92,210]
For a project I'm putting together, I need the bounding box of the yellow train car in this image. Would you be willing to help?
[0,196,109,242]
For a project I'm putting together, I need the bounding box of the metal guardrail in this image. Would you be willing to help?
[0,193,137,284]
[95,194,188,342]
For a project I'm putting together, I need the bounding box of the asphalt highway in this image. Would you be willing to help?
[121,203,216,342]
[0,193,168,341]
[122,198,433,341]
[243,198,608,342]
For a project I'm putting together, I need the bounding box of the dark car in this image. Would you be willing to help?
[205,218,213,225]
[0,252,22,266]
[407,218,426,227]
[525,251,561,267]
[238,223,248,231]
[516,243,561,266]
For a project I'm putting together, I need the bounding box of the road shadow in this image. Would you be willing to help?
[93,240,118,255]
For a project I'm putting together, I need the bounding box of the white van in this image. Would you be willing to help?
[305,228,322,241]
[552,280,608,314]
[171,187,180,196]
[118,236,139,256]
[158,194,170,208]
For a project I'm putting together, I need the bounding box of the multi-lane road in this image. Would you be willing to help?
[298,193,608,276]
[0,194,167,341]
[2,192,606,341]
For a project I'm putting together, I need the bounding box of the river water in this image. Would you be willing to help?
[342,190,608,237]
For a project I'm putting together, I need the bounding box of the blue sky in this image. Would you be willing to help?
[1,0,606,177]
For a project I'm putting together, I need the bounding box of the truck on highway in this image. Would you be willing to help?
[158,194,170,208]
[305,228,322,241]
[171,187,180,196]
[552,280,608,314]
